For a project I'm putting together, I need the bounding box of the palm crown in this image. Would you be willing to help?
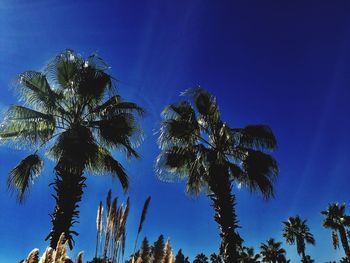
[260,238,286,263]
[321,203,350,257]
[156,88,278,262]
[282,216,315,258]
[156,88,278,196]
[1,49,143,247]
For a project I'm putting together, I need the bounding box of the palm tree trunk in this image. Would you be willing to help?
[339,226,350,259]
[207,163,241,263]
[47,154,86,249]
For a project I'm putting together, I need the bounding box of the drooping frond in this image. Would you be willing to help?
[7,154,43,203]
[239,149,278,198]
[0,106,56,145]
[92,113,142,158]
[232,125,277,150]
[88,147,129,190]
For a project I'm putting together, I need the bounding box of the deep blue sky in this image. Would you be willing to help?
[0,0,350,261]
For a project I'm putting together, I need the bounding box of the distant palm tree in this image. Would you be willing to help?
[239,246,260,262]
[260,238,286,263]
[321,203,350,259]
[1,50,143,249]
[193,253,209,263]
[301,255,314,263]
[210,253,222,263]
[156,88,278,263]
[282,216,315,261]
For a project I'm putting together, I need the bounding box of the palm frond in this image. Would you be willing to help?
[7,154,43,203]
[93,95,144,117]
[232,125,277,150]
[181,87,220,121]
[16,70,58,112]
[239,149,278,198]
[93,113,142,158]
[0,106,56,145]
[88,147,129,191]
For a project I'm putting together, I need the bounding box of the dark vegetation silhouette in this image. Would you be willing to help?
[259,238,287,263]
[193,253,209,263]
[156,88,278,262]
[0,49,144,249]
[282,216,315,262]
[321,203,350,258]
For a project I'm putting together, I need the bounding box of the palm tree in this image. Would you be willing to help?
[239,247,260,262]
[209,253,222,263]
[282,216,315,261]
[321,203,350,259]
[193,253,209,263]
[1,50,144,249]
[259,238,286,263]
[156,88,278,263]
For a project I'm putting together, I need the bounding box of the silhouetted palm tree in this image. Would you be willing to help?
[260,238,286,263]
[210,253,222,263]
[1,50,143,248]
[156,88,278,263]
[282,216,315,261]
[193,253,209,263]
[321,203,350,259]
[239,246,260,262]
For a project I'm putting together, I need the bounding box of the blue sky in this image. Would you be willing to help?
[0,0,350,261]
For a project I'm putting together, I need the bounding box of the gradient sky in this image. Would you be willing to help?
[0,1,350,262]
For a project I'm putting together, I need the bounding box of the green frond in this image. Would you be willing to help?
[88,147,128,191]
[6,105,55,122]
[0,106,56,145]
[45,49,82,89]
[7,154,43,203]
[16,70,58,111]
[239,149,278,198]
[232,125,277,151]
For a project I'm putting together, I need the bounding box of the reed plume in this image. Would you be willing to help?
[39,247,53,263]
[22,234,83,263]
[75,251,84,263]
[132,196,151,262]
[25,248,39,263]
[95,201,104,258]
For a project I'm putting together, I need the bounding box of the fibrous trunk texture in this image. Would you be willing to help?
[208,163,241,263]
[47,153,86,249]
